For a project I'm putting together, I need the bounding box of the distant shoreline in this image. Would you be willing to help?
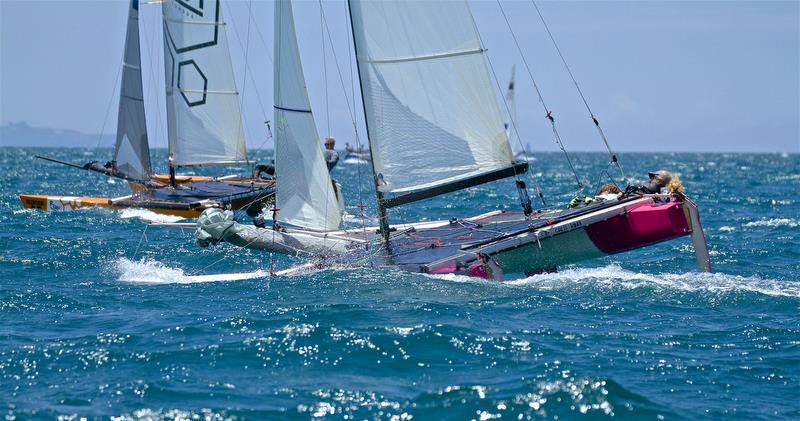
[1,123,796,154]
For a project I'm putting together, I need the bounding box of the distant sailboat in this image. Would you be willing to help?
[19,0,274,218]
[504,65,535,162]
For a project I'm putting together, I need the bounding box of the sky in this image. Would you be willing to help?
[0,0,798,153]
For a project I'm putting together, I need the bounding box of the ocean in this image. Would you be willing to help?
[1,148,798,420]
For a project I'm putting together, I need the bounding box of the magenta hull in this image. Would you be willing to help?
[585,201,690,254]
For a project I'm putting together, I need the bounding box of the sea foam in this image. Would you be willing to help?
[119,208,186,224]
[113,258,267,284]
[506,264,800,298]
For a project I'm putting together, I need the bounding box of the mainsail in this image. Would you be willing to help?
[348,0,518,200]
[273,0,341,230]
[113,0,151,182]
[162,0,248,167]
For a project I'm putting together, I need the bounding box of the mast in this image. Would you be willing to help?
[346,0,390,241]
[113,0,152,183]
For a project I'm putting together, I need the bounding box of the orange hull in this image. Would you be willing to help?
[18,194,204,218]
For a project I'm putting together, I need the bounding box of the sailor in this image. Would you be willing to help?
[253,162,275,179]
[83,160,115,175]
[642,170,673,194]
[323,136,339,171]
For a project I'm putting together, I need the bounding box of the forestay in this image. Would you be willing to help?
[349,0,515,194]
[114,0,151,182]
[273,0,341,230]
[162,0,248,167]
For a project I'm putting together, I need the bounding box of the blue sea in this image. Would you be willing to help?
[1,148,798,420]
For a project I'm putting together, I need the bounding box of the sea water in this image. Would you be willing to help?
[1,148,798,419]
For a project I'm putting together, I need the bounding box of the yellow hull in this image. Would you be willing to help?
[18,194,204,218]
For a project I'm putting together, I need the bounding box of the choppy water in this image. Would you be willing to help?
[1,148,798,420]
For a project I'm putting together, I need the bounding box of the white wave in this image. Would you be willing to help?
[718,226,736,232]
[742,218,799,228]
[425,273,482,283]
[114,258,267,284]
[119,208,186,224]
[342,211,378,226]
[342,157,370,165]
[506,264,800,298]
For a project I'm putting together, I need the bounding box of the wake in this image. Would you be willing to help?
[113,258,267,284]
[505,264,800,298]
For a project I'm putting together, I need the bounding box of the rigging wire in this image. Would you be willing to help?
[140,5,165,150]
[530,0,626,182]
[316,1,370,243]
[342,0,369,245]
[94,56,124,150]
[467,4,548,207]
[223,1,271,155]
[232,0,253,163]
[318,0,332,251]
[495,0,583,193]
[319,0,330,137]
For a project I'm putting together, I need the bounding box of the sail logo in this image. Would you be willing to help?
[174,0,204,17]
[164,0,220,53]
[177,60,208,107]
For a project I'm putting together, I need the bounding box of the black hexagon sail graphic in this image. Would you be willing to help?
[177,60,207,107]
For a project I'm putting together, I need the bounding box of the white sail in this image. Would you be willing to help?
[273,0,341,230]
[162,0,248,167]
[114,0,151,181]
[349,0,515,194]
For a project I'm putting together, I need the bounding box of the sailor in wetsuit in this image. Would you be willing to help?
[323,136,339,171]
[83,160,116,176]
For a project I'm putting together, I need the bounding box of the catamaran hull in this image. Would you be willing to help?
[195,208,358,255]
[19,186,274,219]
[425,197,710,278]
[486,200,691,274]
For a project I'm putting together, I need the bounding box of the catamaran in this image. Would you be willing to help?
[194,0,711,280]
[19,0,274,218]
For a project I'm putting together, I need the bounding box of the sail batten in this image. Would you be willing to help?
[273,0,342,231]
[349,0,516,197]
[364,48,484,65]
[113,0,152,182]
[162,0,248,167]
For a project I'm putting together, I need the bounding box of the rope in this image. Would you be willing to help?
[140,7,165,151]
[496,0,583,194]
[468,6,548,207]
[132,223,149,260]
[317,1,371,242]
[530,0,626,182]
[223,1,271,158]
[94,55,124,150]
[320,0,331,137]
